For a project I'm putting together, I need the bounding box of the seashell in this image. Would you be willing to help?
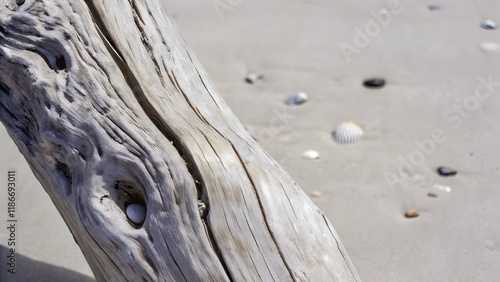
[433,183,451,193]
[301,150,320,160]
[363,77,386,89]
[437,166,457,177]
[332,122,364,144]
[480,19,496,30]
[245,72,264,84]
[284,91,308,105]
[126,203,146,224]
[478,41,500,53]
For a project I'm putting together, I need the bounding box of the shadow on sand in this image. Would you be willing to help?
[0,245,95,282]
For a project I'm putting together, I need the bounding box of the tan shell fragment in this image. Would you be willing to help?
[404,209,419,218]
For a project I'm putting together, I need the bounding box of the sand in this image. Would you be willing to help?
[1,0,500,281]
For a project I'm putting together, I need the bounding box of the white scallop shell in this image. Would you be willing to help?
[126,203,146,224]
[285,91,308,105]
[301,150,320,160]
[332,122,364,144]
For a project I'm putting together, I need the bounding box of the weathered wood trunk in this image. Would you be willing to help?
[0,0,360,281]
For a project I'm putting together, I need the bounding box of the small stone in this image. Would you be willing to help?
[480,19,497,30]
[405,209,419,218]
[363,78,386,89]
[437,166,457,177]
[284,91,308,105]
[126,203,146,224]
[427,192,438,198]
[301,150,320,160]
[428,5,441,11]
[245,73,263,84]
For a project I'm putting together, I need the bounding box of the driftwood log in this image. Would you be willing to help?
[0,0,360,281]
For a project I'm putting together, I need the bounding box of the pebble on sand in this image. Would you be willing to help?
[405,209,419,218]
[480,19,497,30]
[285,91,308,105]
[332,121,364,144]
[437,166,457,177]
[301,150,320,160]
[427,192,438,198]
[428,5,441,11]
[363,78,386,89]
[245,73,264,84]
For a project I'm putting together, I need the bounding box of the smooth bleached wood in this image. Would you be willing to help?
[0,0,360,281]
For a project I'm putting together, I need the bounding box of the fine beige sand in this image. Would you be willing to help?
[1,0,500,281]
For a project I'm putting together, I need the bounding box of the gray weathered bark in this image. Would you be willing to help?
[0,0,360,281]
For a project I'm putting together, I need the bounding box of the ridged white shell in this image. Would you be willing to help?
[126,203,146,224]
[301,150,320,160]
[332,122,364,144]
[285,91,308,105]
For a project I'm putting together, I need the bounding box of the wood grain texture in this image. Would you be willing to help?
[0,0,360,281]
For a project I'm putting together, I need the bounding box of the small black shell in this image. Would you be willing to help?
[437,166,458,177]
[363,78,386,89]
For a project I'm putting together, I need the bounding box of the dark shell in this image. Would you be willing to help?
[245,73,264,84]
[437,166,457,177]
[363,78,386,89]
[428,5,441,11]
